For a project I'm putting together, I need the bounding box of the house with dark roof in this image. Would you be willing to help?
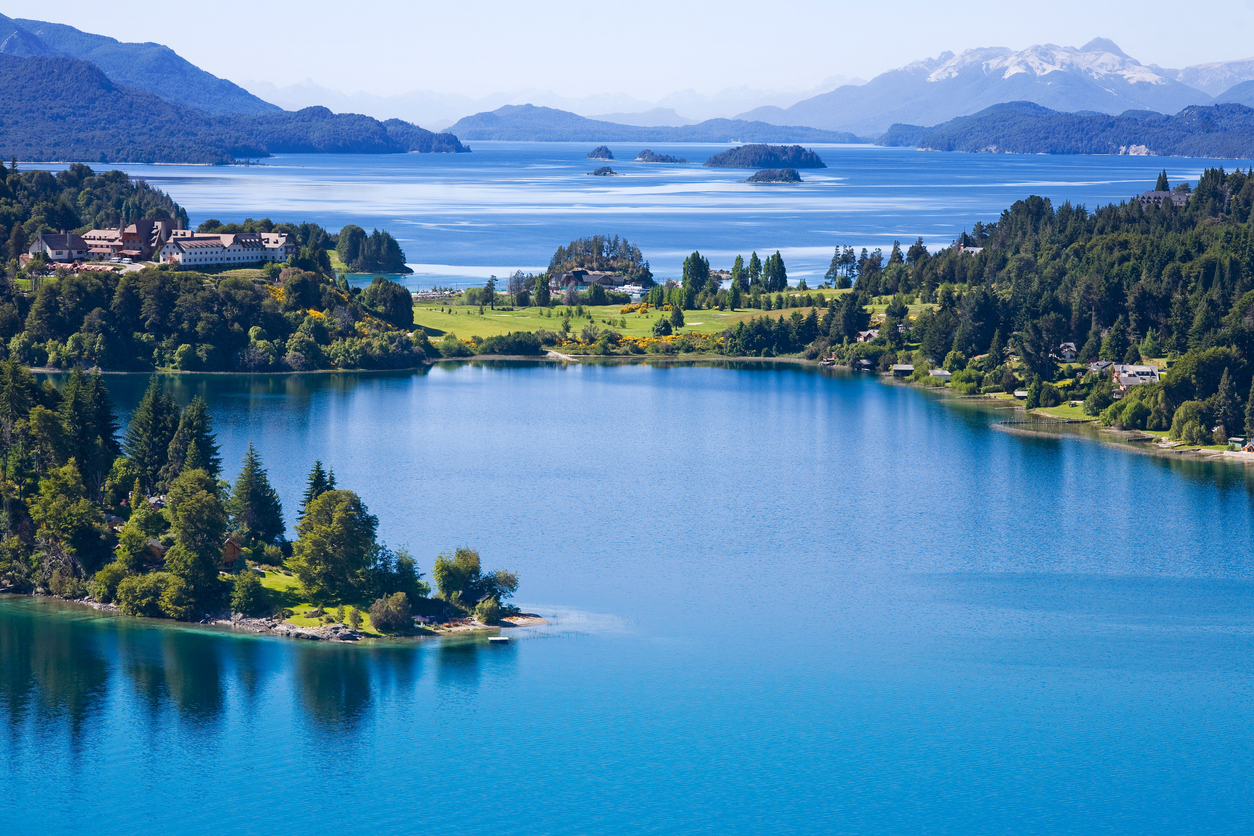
[1138,190,1189,210]
[28,231,88,262]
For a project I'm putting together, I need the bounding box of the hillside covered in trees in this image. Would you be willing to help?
[878,101,1254,158]
[704,144,827,169]
[0,54,468,164]
[2,165,425,371]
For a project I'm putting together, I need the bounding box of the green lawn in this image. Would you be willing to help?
[256,568,389,635]
[1031,403,1091,421]
[412,302,800,340]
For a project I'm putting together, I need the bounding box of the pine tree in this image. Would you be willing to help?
[748,251,762,287]
[823,248,842,285]
[0,358,35,448]
[1212,368,1240,435]
[123,379,179,494]
[299,461,331,519]
[159,396,221,488]
[227,445,285,544]
[987,329,1005,368]
[1156,170,1169,191]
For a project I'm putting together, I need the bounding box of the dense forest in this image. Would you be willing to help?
[548,235,652,283]
[587,146,614,160]
[2,165,425,371]
[878,101,1254,159]
[0,374,519,630]
[335,224,413,274]
[0,54,468,164]
[704,144,827,169]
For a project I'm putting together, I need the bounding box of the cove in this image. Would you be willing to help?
[3,362,1253,834]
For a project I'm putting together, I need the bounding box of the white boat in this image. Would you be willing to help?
[488,636,510,644]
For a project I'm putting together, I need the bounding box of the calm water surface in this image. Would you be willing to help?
[3,364,1253,834]
[96,143,1254,286]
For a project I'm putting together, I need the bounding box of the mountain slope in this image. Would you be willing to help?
[4,15,278,114]
[877,101,1254,158]
[0,54,467,163]
[447,104,861,142]
[1172,58,1254,97]
[741,40,1211,135]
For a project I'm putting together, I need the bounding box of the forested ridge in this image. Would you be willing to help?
[878,101,1254,159]
[0,54,468,164]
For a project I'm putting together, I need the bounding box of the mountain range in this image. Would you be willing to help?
[738,39,1235,136]
[445,105,861,143]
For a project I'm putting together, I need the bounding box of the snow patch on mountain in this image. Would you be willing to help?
[926,42,1170,86]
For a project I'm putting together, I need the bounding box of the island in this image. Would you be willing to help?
[704,144,827,169]
[636,149,688,163]
[589,166,619,176]
[586,145,614,160]
[742,168,802,183]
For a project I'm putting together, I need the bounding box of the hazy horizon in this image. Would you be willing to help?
[6,0,1254,103]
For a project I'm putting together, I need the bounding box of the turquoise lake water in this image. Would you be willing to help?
[4,148,1254,832]
[3,363,1253,835]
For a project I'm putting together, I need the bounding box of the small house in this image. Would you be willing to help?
[929,369,951,381]
[29,231,88,262]
[1058,342,1077,362]
[891,364,914,378]
[853,359,875,372]
[221,535,244,570]
[1013,389,1029,400]
[855,329,880,343]
[1244,440,1254,454]
[1088,360,1114,374]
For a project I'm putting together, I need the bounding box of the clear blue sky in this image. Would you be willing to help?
[8,0,1254,98]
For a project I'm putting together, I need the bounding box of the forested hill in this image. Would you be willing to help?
[0,55,468,164]
[878,101,1254,158]
[10,15,279,115]
[447,105,862,143]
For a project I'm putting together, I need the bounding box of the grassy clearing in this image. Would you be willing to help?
[1031,403,1091,421]
[256,567,388,636]
[412,302,818,340]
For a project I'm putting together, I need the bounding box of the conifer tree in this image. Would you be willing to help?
[227,444,285,544]
[123,379,179,494]
[1156,170,1169,191]
[164,467,227,605]
[0,358,35,448]
[160,396,221,487]
[823,248,842,285]
[1212,368,1239,435]
[299,460,331,519]
[748,251,762,287]
[987,329,1005,367]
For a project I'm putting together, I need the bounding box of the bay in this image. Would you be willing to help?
[2,363,1253,835]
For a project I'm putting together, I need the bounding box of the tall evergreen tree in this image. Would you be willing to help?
[824,248,842,285]
[160,397,221,488]
[534,274,550,307]
[1211,368,1240,434]
[748,251,762,288]
[123,379,179,494]
[227,444,285,544]
[163,467,227,607]
[1156,170,1169,191]
[0,359,35,448]
[300,460,331,519]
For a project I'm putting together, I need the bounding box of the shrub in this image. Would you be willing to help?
[474,597,502,625]
[230,570,268,616]
[49,568,86,599]
[116,572,172,617]
[159,575,196,620]
[438,333,473,358]
[89,561,129,603]
[348,607,362,630]
[369,592,411,632]
[652,317,672,337]
[1039,382,1062,408]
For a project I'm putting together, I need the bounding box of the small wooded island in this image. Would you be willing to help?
[589,166,619,176]
[743,168,802,183]
[0,373,527,639]
[704,144,827,169]
[586,145,614,160]
[636,149,688,163]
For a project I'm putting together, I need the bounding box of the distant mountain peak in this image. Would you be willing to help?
[1081,38,1130,59]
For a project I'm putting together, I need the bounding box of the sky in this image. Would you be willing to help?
[8,0,1254,99]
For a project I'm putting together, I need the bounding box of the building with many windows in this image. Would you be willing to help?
[159,231,295,267]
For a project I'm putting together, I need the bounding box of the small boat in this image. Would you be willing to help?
[488,635,510,644]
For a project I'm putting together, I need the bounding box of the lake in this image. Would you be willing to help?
[102,142,1252,287]
[3,363,1253,835]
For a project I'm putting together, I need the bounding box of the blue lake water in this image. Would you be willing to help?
[6,148,1254,832]
[101,143,1252,287]
[3,364,1253,835]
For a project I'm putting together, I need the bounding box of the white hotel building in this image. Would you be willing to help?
[159,230,295,267]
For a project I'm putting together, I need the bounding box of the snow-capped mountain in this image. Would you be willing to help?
[739,39,1212,136]
[1171,58,1254,97]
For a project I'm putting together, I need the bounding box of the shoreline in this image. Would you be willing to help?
[1,592,548,644]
